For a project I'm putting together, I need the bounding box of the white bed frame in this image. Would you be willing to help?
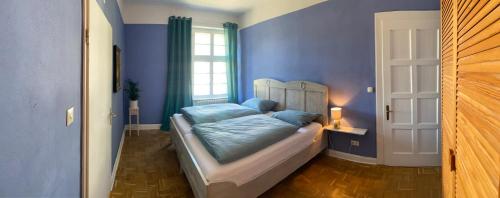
[170,79,329,198]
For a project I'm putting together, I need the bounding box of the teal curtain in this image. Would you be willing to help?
[161,16,193,131]
[223,22,239,103]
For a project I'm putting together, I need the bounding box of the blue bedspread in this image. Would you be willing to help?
[180,103,259,124]
[192,114,299,164]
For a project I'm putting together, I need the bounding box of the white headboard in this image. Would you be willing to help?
[253,79,329,125]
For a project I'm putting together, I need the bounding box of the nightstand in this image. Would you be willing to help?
[324,125,367,135]
[129,107,140,136]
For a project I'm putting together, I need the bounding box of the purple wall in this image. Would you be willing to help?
[240,0,439,157]
[96,0,127,168]
[124,24,168,124]
[0,0,81,196]
[0,0,126,195]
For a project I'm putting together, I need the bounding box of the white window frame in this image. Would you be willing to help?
[192,27,228,100]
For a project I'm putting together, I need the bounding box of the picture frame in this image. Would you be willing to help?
[113,45,121,93]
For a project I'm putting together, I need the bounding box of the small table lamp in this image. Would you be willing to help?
[331,107,342,129]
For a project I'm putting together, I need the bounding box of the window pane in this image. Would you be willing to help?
[193,74,210,85]
[213,62,226,73]
[193,84,210,96]
[214,34,225,45]
[213,84,227,95]
[213,74,227,84]
[195,44,210,55]
[214,45,225,56]
[194,61,210,73]
[195,32,211,44]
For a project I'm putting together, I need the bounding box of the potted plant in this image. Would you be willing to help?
[125,79,140,109]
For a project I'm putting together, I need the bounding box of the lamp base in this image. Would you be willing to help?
[333,120,341,129]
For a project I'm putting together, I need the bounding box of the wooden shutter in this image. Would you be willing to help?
[440,0,457,197]
[441,0,500,197]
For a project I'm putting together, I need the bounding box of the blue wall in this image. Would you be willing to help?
[0,0,81,196]
[240,0,439,157]
[124,24,168,124]
[96,0,126,167]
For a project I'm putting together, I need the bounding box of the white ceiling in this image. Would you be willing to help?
[124,0,265,15]
[121,0,327,28]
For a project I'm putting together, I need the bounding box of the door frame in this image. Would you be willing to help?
[81,0,89,197]
[374,11,440,165]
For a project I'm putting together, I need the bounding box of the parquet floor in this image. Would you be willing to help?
[110,130,441,198]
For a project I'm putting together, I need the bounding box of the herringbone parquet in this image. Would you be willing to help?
[110,130,441,198]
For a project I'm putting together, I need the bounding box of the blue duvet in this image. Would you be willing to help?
[192,114,299,164]
[180,103,259,124]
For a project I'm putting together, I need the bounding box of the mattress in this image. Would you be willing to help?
[172,114,323,186]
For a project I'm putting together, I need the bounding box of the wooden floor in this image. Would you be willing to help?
[110,130,441,198]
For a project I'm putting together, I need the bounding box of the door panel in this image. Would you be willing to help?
[440,0,457,197]
[378,11,441,166]
[89,0,113,197]
[441,0,499,197]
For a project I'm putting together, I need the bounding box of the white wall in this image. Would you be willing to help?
[122,1,239,27]
[240,0,327,28]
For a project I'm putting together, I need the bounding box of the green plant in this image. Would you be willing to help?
[125,79,140,100]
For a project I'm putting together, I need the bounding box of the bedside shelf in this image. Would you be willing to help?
[324,125,367,135]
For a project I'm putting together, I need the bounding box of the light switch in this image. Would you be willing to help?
[367,87,374,93]
[66,107,74,126]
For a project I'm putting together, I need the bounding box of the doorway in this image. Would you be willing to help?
[375,11,441,166]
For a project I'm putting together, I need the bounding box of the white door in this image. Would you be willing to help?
[376,11,440,166]
[89,0,113,197]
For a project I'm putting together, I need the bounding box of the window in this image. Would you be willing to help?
[192,28,228,99]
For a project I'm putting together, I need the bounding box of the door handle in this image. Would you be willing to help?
[110,109,117,124]
[386,105,393,120]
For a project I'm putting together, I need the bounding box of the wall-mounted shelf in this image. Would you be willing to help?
[324,125,367,135]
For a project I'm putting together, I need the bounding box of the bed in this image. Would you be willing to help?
[170,79,329,198]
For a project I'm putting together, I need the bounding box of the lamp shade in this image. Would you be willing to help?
[331,107,342,120]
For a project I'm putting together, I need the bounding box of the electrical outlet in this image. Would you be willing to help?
[350,140,360,147]
[66,107,74,126]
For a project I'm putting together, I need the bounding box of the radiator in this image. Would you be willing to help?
[193,98,228,106]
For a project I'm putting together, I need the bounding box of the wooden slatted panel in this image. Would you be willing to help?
[458,6,499,45]
[441,0,457,197]
[455,0,500,197]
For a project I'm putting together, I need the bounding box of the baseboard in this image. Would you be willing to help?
[125,124,161,130]
[326,149,377,165]
[110,127,126,190]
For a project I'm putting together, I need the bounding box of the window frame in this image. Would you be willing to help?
[192,28,227,100]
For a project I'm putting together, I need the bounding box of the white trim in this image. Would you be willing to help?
[326,149,377,165]
[110,127,126,191]
[125,124,162,130]
[193,25,224,31]
[374,12,385,165]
